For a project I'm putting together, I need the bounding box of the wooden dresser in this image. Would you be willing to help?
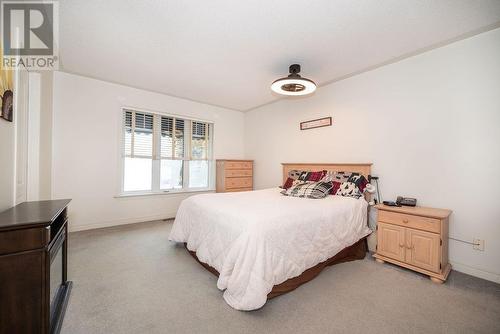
[373,204,452,283]
[216,159,253,192]
[0,200,72,334]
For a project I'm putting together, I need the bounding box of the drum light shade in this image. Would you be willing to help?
[271,64,317,96]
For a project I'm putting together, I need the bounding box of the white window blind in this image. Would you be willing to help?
[160,116,173,158]
[192,121,209,160]
[124,111,154,158]
[159,117,186,159]
[122,109,213,194]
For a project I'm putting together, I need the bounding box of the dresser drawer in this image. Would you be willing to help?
[378,210,440,233]
[225,169,253,177]
[0,227,49,255]
[228,187,253,192]
[226,177,252,189]
[225,161,252,170]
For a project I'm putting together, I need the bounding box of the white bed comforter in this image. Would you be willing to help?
[169,188,371,310]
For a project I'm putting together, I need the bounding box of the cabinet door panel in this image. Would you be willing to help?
[0,251,43,334]
[377,222,405,262]
[406,229,440,272]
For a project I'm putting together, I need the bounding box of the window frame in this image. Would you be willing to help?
[117,107,215,196]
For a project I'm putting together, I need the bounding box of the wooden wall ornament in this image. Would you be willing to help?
[0,54,14,122]
[300,117,332,130]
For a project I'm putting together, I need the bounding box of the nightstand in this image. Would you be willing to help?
[373,204,452,283]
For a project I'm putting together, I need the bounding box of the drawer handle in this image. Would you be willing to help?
[402,219,409,224]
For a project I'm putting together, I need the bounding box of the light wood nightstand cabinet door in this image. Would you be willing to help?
[406,229,440,273]
[377,222,406,262]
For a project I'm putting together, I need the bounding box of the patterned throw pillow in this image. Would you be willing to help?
[282,177,294,189]
[335,181,363,199]
[297,171,309,181]
[298,170,327,182]
[281,181,333,199]
[322,171,354,183]
[282,179,313,189]
[330,181,341,195]
[347,174,369,193]
[308,170,327,182]
[293,179,310,186]
[287,170,304,180]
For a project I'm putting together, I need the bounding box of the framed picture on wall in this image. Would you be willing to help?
[0,60,14,122]
[300,117,332,130]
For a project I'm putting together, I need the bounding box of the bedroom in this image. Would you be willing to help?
[0,0,499,333]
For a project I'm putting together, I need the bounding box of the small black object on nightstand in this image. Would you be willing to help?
[396,196,417,207]
[383,201,401,207]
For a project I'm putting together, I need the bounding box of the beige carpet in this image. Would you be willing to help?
[62,220,500,334]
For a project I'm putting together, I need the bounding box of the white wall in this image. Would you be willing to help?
[52,72,245,231]
[0,91,16,211]
[0,67,29,211]
[245,28,500,282]
[27,72,41,201]
[39,71,54,200]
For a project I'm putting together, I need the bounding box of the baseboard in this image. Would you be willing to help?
[71,217,500,284]
[449,260,500,284]
[69,212,176,232]
[368,252,499,284]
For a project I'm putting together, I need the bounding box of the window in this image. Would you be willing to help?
[121,109,213,194]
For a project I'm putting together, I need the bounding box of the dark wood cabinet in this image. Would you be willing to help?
[0,200,72,334]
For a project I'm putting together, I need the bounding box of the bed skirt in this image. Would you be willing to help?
[185,237,367,299]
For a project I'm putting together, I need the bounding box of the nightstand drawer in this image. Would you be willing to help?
[378,210,440,233]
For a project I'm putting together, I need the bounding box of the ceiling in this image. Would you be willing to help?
[59,0,500,111]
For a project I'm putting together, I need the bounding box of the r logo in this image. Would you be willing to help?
[2,1,54,56]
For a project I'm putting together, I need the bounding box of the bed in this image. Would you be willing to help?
[169,163,373,310]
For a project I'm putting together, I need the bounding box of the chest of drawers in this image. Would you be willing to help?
[216,160,253,192]
[0,200,72,333]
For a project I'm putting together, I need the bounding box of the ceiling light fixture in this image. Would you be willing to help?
[271,64,317,96]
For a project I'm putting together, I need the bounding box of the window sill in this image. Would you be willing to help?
[115,188,215,198]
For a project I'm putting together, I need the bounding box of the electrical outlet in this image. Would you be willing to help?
[473,238,485,251]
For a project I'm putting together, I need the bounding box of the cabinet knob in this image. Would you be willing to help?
[399,244,405,248]
[402,219,409,224]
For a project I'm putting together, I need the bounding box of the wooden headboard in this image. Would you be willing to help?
[281,163,372,185]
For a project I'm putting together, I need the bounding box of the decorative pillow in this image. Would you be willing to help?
[298,170,327,182]
[335,181,363,199]
[347,174,369,193]
[329,181,341,195]
[281,181,333,199]
[297,171,309,181]
[308,170,327,182]
[293,179,311,186]
[282,179,313,189]
[282,177,294,189]
[322,171,354,183]
[287,169,304,180]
